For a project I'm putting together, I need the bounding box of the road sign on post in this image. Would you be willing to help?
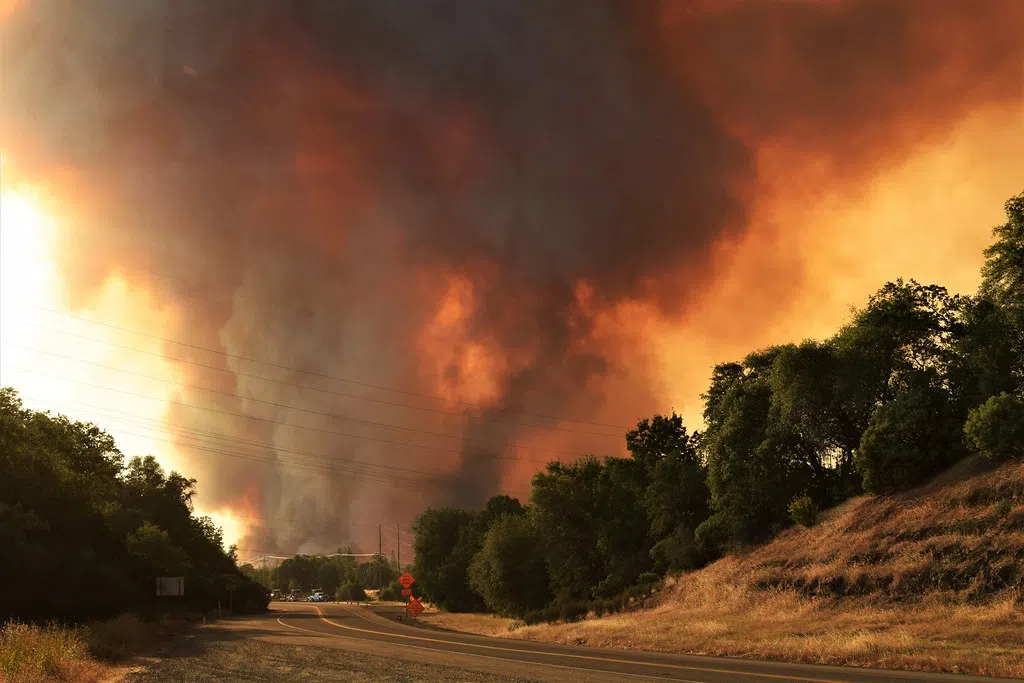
[156,577,184,596]
[398,571,421,619]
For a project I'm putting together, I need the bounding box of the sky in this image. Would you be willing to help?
[0,0,1022,560]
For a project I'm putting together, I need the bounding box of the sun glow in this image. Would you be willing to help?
[0,169,245,549]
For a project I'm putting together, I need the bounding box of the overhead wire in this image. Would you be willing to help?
[6,363,574,469]
[5,342,594,460]
[16,390,533,498]
[30,305,633,430]
[19,319,625,439]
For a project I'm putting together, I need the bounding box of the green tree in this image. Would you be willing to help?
[625,412,696,472]
[964,392,1024,462]
[411,506,483,612]
[531,455,651,601]
[468,513,550,616]
[977,191,1024,395]
[356,554,396,589]
[945,296,1021,410]
[125,521,191,575]
[981,192,1024,314]
[0,387,267,621]
[336,582,367,602]
[318,562,342,597]
[855,385,965,493]
[768,341,868,500]
[701,356,813,546]
[474,495,524,531]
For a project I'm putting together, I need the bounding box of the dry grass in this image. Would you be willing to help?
[0,613,188,683]
[0,621,107,683]
[425,458,1024,678]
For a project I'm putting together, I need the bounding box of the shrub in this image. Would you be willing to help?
[964,393,1024,462]
[649,525,704,573]
[592,574,627,600]
[86,613,155,660]
[377,581,405,602]
[637,572,659,586]
[788,495,818,528]
[557,601,589,623]
[855,386,966,493]
[336,582,367,603]
[694,513,734,559]
[0,620,88,678]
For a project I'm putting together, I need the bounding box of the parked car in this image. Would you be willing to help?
[309,590,328,602]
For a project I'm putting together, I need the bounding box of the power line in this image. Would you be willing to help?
[17,390,532,498]
[6,364,573,468]
[31,306,633,430]
[19,320,624,439]
[4,346,593,461]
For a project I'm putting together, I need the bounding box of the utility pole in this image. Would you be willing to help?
[396,524,400,570]
[378,524,382,557]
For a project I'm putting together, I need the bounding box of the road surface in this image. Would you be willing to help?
[126,602,1011,683]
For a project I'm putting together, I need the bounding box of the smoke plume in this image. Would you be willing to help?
[2,0,1021,553]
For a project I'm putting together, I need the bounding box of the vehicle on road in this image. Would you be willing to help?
[270,589,282,601]
[309,590,329,602]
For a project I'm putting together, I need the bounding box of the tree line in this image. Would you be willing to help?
[411,190,1024,621]
[0,389,268,622]
[239,552,403,602]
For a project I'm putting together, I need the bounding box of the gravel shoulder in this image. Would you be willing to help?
[122,613,539,683]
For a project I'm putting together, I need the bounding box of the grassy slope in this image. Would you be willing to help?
[424,458,1024,678]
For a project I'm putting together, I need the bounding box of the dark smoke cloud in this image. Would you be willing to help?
[2,0,1020,551]
[662,0,1024,178]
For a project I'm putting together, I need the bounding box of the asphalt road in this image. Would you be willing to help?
[158,602,1003,683]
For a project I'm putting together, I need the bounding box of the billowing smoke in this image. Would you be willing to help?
[2,0,1021,553]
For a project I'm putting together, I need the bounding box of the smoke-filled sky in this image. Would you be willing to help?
[1,0,1022,559]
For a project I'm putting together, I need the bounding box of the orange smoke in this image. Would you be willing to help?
[2,0,1022,551]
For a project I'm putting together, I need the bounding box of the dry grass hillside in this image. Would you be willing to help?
[424,457,1024,678]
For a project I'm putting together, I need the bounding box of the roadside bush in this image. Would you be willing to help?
[378,581,404,602]
[557,601,589,623]
[0,620,89,678]
[86,613,156,660]
[964,393,1024,462]
[336,582,367,603]
[788,495,818,528]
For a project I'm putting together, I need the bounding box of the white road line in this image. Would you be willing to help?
[317,603,850,683]
[276,612,703,682]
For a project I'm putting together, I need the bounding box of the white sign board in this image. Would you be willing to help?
[156,577,185,596]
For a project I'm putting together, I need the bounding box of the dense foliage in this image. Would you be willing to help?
[239,551,399,600]
[0,389,268,622]
[964,393,1024,462]
[411,190,1024,621]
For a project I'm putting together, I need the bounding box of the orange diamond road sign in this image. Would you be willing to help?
[398,571,415,588]
[406,597,424,618]
[401,588,412,596]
